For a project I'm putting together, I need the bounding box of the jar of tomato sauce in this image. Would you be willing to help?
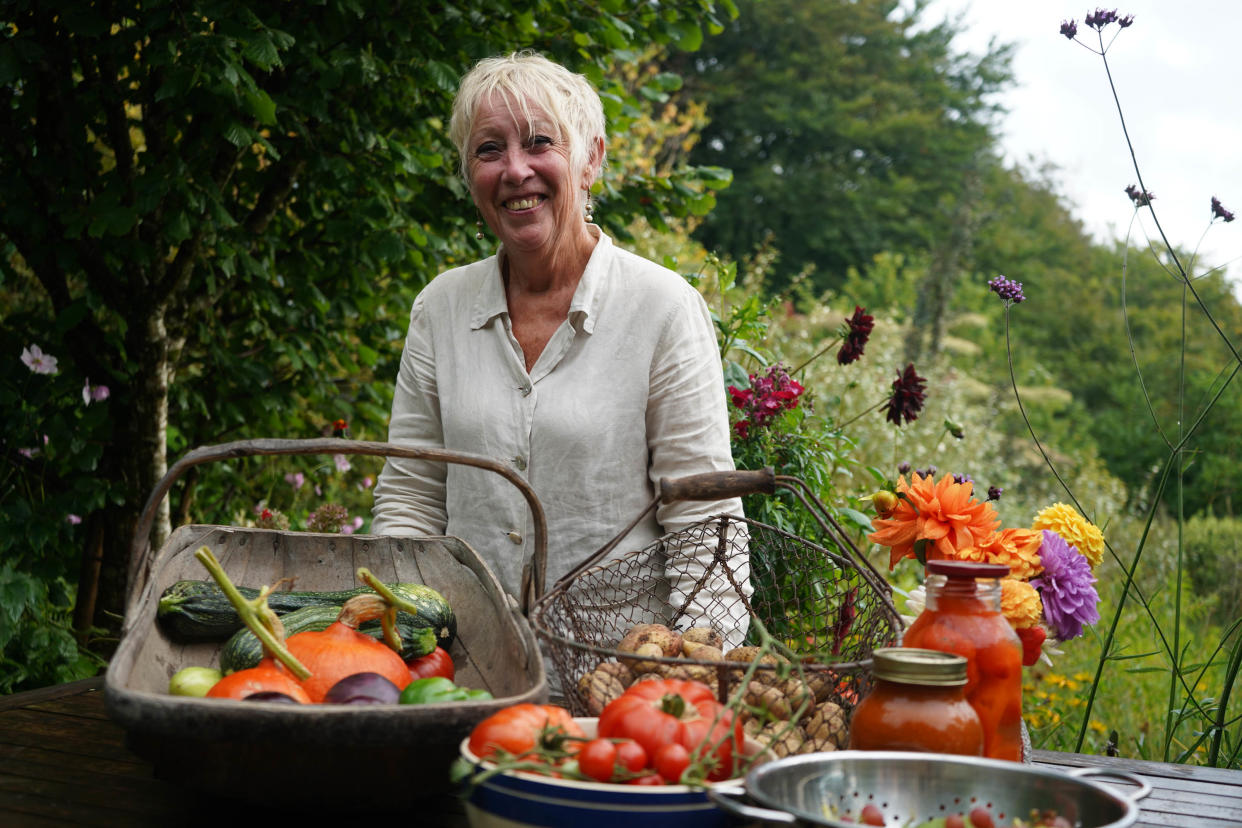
[848,647,983,755]
[901,560,1024,761]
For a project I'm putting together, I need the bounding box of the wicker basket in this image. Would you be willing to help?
[105,438,551,807]
[529,468,901,752]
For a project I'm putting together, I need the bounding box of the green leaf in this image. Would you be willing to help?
[671,22,703,51]
[425,60,458,93]
[839,508,875,532]
[244,89,277,125]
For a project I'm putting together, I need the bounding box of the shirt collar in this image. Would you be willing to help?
[470,228,612,334]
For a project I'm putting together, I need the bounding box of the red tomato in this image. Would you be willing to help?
[614,739,648,774]
[577,738,619,783]
[597,678,743,782]
[968,807,996,828]
[653,742,692,784]
[627,773,665,786]
[406,646,455,681]
[945,814,966,828]
[859,803,885,825]
[467,704,585,761]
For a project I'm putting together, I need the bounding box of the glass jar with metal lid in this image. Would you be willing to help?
[847,647,984,756]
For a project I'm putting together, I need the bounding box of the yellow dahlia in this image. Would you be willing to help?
[976,527,1045,580]
[868,473,1001,570]
[1032,503,1106,569]
[1001,578,1043,629]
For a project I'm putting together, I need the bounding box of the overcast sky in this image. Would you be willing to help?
[923,0,1241,283]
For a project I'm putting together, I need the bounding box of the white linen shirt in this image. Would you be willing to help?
[371,230,749,630]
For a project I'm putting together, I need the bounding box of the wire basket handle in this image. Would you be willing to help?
[127,438,550,619]
[547,467,776,593]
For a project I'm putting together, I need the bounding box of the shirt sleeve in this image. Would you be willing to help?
[645,283,752,647]
[370,292,450,537]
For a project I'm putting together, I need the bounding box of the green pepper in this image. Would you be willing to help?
[397,676,489,705]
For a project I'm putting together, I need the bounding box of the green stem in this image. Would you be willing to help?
[194,546,311,680]
[356,566,420,652]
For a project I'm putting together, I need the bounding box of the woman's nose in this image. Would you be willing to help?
[501,148,533,183]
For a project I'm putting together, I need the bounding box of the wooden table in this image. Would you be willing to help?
[3,677,1241,826]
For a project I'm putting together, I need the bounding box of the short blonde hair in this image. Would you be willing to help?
[449,51,607,187]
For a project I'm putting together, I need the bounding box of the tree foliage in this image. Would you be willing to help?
[0,0,738,689]
[666,0,1012,290]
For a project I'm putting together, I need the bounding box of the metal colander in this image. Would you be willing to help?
[709,751,1151,827]
[529,469,902,739]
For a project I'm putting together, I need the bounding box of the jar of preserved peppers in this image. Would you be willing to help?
[848,647,983,756]
[901,560,1024,762]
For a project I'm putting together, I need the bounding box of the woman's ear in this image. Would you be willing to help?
[582,135,605,188]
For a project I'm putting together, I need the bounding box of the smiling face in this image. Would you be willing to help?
[466,93,598,260]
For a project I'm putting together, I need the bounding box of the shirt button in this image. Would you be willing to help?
[507,531,523,545]
[519,383,532,397]
[513,456,527,471]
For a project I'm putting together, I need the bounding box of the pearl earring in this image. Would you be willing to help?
[475,219,484,240]
[584,196,594,224]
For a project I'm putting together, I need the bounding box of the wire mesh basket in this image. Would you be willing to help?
[529,468,902,754]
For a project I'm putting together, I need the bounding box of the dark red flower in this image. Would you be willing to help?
[1211,196,1235,223]
[332,418,349,438]
[837,306,875,365]
[884,364,927,426]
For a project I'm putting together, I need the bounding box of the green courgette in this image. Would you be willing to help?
[158,579,456,650]
[218,604,438,674]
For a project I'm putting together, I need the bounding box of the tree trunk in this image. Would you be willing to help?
[93,307,172,647]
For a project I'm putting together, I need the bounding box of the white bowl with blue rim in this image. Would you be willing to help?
[458,717,761,828]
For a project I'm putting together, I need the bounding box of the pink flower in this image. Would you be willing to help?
[21,345,58,375]
[341,516,364,535]
[358,476,374,490]
[284,471,306,490]
[18,447,38,459]
[333,453,352,473]
[66,514,82,525]
[82,379,111,405]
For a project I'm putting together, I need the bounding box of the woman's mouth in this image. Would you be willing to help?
[504,196,544,211]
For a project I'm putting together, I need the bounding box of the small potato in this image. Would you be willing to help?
[617,623,683,658]
[594,660,636,688]
[577,668,625,716]
[681,640,726,663]
[682,626,724,650]
[804,701,848,747]
[756,721,805,758]
[744,680,792,721]
[724,646,788,686]
[625,642,666,675]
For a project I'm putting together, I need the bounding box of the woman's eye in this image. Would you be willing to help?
[474,141,501,158]
[529,134,554,148]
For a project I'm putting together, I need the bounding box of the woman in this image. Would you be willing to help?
[371,52,748,641]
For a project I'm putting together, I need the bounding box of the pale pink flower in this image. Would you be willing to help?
[18,447,38,459]
[66,514,82,525]
[82,379,111,405]
[341,515,364,535]
[358,476,374,490]
[21,345,58,375]
[284,471,306,490]
[333,453,352,473]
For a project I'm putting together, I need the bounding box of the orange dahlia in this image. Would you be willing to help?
[867,473,1001,570]
[1001,578,1043,629]
[976,527,1045,580]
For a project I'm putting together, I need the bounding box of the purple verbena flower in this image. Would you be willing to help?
[837,305,875,365]
[1211,196,1235,223]
[987,486,1004,502]
[1085,8,1119,30]
[897,461,912,475]
[1125,184,1154,207]
[1031,529,1101,641]
[1060,19,1078,39]
[952,473,973,485]
[884,364,927,426]
[988,275,1026,305]
[1118,14,1134,27]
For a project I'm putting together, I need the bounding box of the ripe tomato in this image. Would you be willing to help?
[859,803,885,825]
[614,739,648,774]
[597,678,743,782]
[406,646,454,681]
[653,742,692,784]
[627,773,665,786]
[945,814,966,828]
[577,738,619,783]
[467,703,585,761]
[968,807,996,828]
